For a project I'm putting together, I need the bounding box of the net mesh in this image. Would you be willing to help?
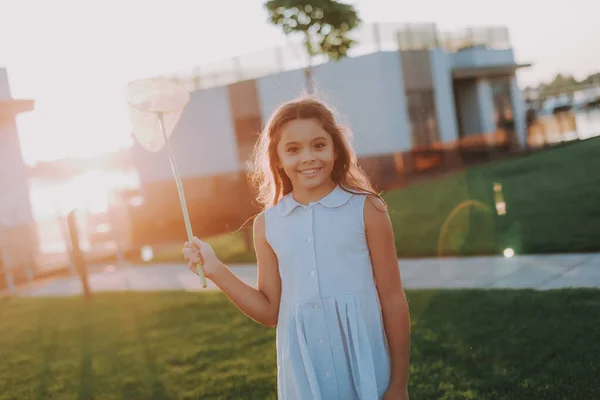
[125,79,190,153]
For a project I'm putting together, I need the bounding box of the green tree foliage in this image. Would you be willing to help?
[531,72,600,100]
[264,0,361,90]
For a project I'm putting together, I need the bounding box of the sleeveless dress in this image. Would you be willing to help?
[264,185,391,399]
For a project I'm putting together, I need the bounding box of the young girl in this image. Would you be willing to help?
[183,96,410,399]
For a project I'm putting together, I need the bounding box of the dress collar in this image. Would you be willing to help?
[276,185,353,216]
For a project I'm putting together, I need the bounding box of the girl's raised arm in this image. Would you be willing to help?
[186,211,281,328]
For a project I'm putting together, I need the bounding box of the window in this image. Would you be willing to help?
[406,90,439,148]
[490,77,516,146]
[491,79,514,126]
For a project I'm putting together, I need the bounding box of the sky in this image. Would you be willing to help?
[0,0,598,166]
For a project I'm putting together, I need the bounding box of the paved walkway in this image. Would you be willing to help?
[9,253,600,298]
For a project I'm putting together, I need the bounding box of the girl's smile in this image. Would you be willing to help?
[298,167,322,177]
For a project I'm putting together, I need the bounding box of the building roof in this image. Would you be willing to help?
[452,63,532,79]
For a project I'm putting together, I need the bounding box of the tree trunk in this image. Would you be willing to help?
[304,33,315,94]
[305,66,315,94]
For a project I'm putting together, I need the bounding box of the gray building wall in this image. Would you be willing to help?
[377,52,412,152]
[451,47,516,69]
[257,51,412,156]
[430,49,460,144]
[256,68,307,124]
[132,85,241,185]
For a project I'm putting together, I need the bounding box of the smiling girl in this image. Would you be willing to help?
[183,95,411,399]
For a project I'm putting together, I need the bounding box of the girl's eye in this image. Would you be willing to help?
[315,142,326,149]
[287,147,298,153]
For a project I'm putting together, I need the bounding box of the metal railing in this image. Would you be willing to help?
[158,22,511,92]
[437,26,510,53]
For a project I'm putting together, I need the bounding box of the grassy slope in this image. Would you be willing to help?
[385,137,600,258]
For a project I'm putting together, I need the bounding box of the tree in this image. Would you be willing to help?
[539,73,579,100]
[581,72,600,86]
[264,0,361,92]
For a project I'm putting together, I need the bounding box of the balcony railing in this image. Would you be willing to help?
[158,22,511,92]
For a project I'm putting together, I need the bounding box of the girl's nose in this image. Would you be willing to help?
[300,148,315,163]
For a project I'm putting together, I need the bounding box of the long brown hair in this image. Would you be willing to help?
[248,94,386,209]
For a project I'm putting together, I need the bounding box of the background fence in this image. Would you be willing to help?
[160,22,511,92]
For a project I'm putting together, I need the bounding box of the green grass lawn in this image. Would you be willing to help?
[386,137,600,258]
[143,137,600,265]
[1,289,599,399]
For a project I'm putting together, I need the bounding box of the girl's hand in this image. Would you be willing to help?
[182,237,224,280]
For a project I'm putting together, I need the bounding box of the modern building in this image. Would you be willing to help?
[130,23,531,243]
[0,67,37,285]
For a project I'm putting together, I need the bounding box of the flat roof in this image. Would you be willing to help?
[0,99,35,117]
[452,63,532,79]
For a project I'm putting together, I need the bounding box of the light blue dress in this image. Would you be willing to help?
[265,185,391,399]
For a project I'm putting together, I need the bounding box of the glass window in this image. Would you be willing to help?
[490,78,515,145]
[406,90,439,148]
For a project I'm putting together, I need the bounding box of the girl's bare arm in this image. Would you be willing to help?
[364,196,411,392]
[184,211,281,328]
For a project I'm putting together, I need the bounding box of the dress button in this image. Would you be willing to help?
[325,371,332,378]
[309,270,315,277]
[307,236,312,242]
[319,338,324,343]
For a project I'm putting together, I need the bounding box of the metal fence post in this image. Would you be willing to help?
[275,47,284,72]
[67,210,92,299]
[0,225,15,295]
[1,252,15,296]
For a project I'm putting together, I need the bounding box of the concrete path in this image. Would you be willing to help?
[10,253,600,298]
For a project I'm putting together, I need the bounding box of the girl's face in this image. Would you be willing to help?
[276,118,336,193]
